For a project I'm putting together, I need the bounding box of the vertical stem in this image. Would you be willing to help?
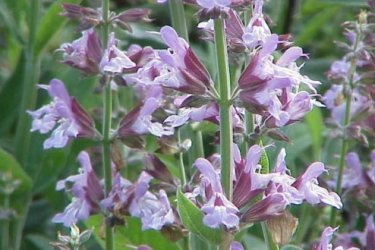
[14,0,41,168]
[13,2,41,250]
[330,33,360,226]
[168,0,189,41]
[101,0,113,249]
[177,130,187,186]
[214,18,233,201]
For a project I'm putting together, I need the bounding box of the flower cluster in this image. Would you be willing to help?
[189,145,341,229]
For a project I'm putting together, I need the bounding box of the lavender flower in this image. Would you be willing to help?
[117,87,174,139]
[292,162,342,209]
[102,172,174,230]
[59,29,102,74]
[99,33,136,74]
[28,79,95,149]
[313,227,360,250]
[242,0,271,48]
[194,158,240,229]
[52,152,104,227]
[238,35,320,125]
[159,26,213,95]
[323,85,369,122]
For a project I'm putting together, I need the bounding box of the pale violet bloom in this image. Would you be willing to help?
[292,162,342,209]
[117,87,174,138]
[313,227,360,250]
[99,33,136,74]
[159,26,212,95]
[102,172,174,231]
[59,29,102,74]
[194,158,240,229]
[323,85,369,122]
[52,152,103,227]
[197,0,231,9]
[242,0,271,48]
[28,79,95,149]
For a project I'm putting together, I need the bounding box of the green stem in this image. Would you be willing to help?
[261,222,279,250]
[194,130,204,158]
[168,0,189,41]
[12,2,41,250]
[101,0,114,249]
[177,130,187,186]
[329,34,360,226]
[214,18,233,201]
[14,0,41,168]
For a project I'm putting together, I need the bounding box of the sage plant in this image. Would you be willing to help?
[26,0,363,249]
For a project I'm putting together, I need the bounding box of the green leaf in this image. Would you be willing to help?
[304,108,324,160]
[259,141,270,174]
[0,148,33,213]
[176,189,224,245]
[0,148,33,250]
[295,7,340,46]
[34,0,81,56]
[280,244,304,250]
[86,215,179,250]
[319,0,367,6]
[25,234,53,250]
[0,52,26,136]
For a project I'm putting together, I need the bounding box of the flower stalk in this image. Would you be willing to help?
[214,18,233,201]
[329,31,361,226]
[168,0,189,41]
[101,0,114,249]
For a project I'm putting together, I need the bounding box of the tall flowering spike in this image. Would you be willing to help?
[28,79,96,149]
[194,158,240,229]
[99,33,136,74]
[159,26,212,95]
[292,162,342,209]
[52,151,104,227]
[59,29,102,74]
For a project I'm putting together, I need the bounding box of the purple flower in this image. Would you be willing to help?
[28,79,95,149]
[238,35,319,122]
[99,33,136,74]
[313,227,338,250]
[117,87,173,138]
[52,151,104,227]
[59,29,102,74]
[159,26,212,95]
[292,162,342,209]
[102,172,174,230]
[264,90,314,128]
[194,158,240,229]
[323,85,369,122]
[197,0,231,9]
[242,0,271,48]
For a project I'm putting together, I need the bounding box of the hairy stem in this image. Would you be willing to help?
[101,0,114,249]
